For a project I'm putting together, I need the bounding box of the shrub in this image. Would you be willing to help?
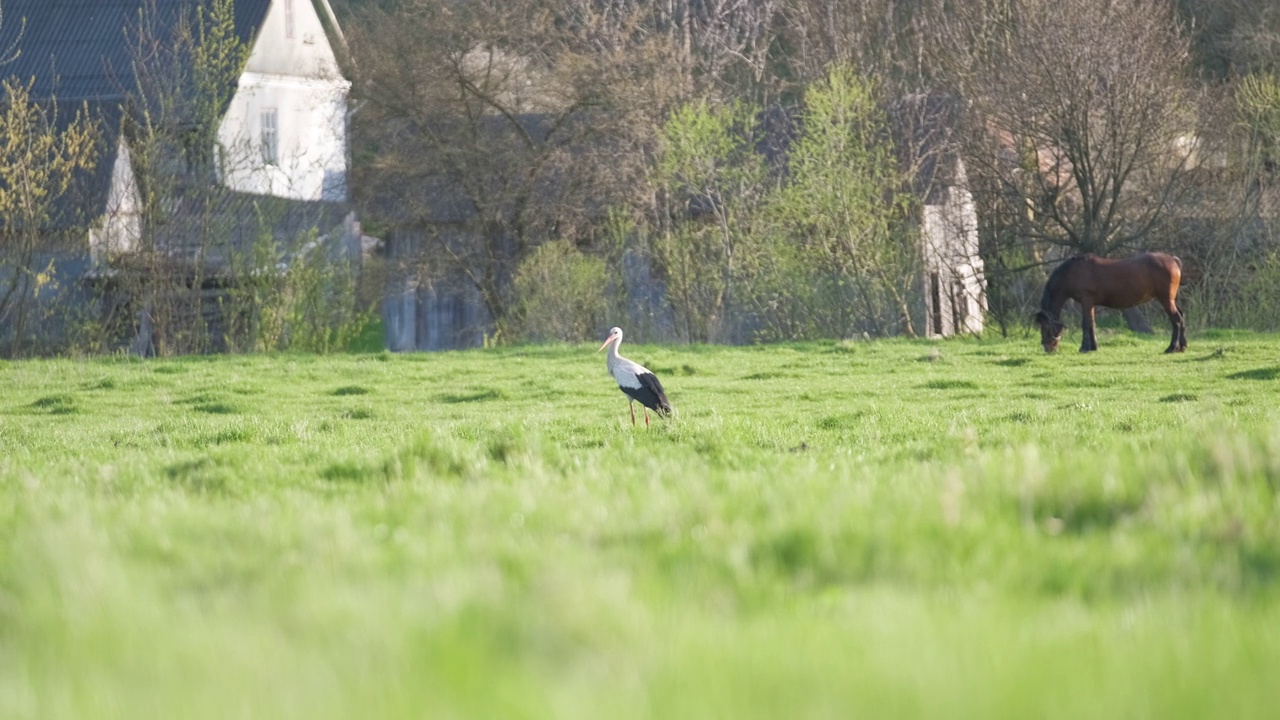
[511,240,608,342]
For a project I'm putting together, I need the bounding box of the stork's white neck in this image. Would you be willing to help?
[605,335,627,375]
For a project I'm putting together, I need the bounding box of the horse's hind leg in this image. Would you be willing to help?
[1161,297,1185,353]
[1178,306,1188,350]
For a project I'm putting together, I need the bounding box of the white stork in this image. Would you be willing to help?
[598,326,672,427]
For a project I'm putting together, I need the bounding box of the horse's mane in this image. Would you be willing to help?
[1039,254,1092,314]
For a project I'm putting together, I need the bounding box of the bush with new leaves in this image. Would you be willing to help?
[511,240,608,343]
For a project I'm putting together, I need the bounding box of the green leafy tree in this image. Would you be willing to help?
[1238,72,1280,171]
[770,64,915,337]
[651,100,772,342]
[0,79,99,355]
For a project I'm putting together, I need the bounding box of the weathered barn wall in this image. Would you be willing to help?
[921,159,987,337]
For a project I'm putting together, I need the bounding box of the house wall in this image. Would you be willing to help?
[383,230,492,352]
[217,0,349,202]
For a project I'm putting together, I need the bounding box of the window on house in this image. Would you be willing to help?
[285,0,295,40]
[261,109,279,165]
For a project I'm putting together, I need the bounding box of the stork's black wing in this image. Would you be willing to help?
[622,372,672,415]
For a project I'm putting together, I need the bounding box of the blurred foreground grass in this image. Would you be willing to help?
[2,329,1279,718]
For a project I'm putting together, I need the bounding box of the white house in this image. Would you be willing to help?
[1,0,357,351]
[217,0,351,201]
[6,0,351,252]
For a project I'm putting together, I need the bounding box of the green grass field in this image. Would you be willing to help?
[3,328,1280,719]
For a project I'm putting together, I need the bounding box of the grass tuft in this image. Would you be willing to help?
[1227,367,1280,381]
[438,388,507,403]
[194,402,240,415]
[918,348,945,362]
[321,459,380,483]
[742,371,788,380]
[165,456,231,494]
[921,379,979,390]
[29,394,79,414]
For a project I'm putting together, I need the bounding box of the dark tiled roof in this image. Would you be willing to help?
[2,0,270,101]
[153,186,354,268]
[0,0,273,227]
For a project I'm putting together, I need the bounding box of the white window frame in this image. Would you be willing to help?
[261,108,279,166]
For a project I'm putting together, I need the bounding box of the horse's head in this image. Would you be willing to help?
[1034,309,1064,353]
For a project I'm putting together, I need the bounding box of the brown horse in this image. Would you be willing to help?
[1034,252,1187,353]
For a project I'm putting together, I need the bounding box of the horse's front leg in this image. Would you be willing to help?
[1080,304,1098,352]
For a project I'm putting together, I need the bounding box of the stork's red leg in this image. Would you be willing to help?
[644,407,650,428]
[629,401,636,426]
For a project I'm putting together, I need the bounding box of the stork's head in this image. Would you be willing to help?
[597,326,623,351]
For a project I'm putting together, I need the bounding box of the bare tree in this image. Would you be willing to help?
[935,0,1202,329]
[552,0,786,100]
[348,0,684,339]
[951,0,1199,255]
[778,0,947,92]
[663,0,785,100]
[0,0,23,66]
[1152,77,1277,329]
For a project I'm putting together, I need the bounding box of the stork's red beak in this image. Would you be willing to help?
[597,334,616,352]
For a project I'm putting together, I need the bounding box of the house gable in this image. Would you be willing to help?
[217,0,351,202]
[244,0,344,78]
[89,139,144,263]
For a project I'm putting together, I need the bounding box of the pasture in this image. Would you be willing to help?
[2,329,1280,719]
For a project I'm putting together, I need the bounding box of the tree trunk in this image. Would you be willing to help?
[1122,307,1153,333]
[131,300,155,357]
